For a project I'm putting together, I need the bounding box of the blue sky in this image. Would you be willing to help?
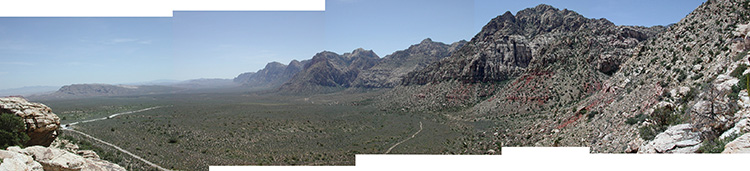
[0,0,705,90]
[324,0,474,56]
[0,18,172,89]
[172,11,324,81]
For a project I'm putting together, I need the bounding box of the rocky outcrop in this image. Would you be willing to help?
[4,146,125,171]
[721,92,750,139]
[352,38,466,88]
[639,124,703,153]
[0,97,60,147]
[402,4,662,85]
[722,133,750,153]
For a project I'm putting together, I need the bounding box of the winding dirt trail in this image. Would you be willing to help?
[384,121,423,154]
[62,106,170,171]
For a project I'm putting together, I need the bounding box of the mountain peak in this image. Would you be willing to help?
[420,38,433,44]
[265,61,286,69]
[345,48,379,59]
[532,4,557,12]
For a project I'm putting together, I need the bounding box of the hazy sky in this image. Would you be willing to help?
[0,0,705,90]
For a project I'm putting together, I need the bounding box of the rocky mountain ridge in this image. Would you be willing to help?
[352,38,467,88]
[233,60,307,88]
[377,3,681,153]
[278,48,380,93]
[553,0,750,153]
[383,0,750,154]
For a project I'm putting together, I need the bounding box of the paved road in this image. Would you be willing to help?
[384,121,423,154]
[61,106,170,171]
[62,106,164,129]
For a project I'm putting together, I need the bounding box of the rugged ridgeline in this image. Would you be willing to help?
[380,4,665,152]
[34,84,182,99]
[278,48,380,93]
[352,38,467,88]
[233,60,307,88]
[541,0,750,153]
[233,39,465,93]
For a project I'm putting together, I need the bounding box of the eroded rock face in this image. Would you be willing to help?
[639,124,702,153]
[4,146,125,171]
[722,133,750,153]
[0,97,60,147]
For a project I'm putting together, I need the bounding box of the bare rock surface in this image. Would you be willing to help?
[722,133,750,153]
[6,146,125,171]
[639,124,702,153]
[0,149,43,171]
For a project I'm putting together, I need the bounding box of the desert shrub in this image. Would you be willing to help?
[732,73,750,100]
[679,87,697,103]
[698,133,741,153]
[734,50,749,61]
[586,110,598,121]
[626,114,648,125]
[638,106,682,140]
[678,72,688,82]
[731,64,748,78]
[639,124,663,141]
[651,106,682,125]
[168,137,179,144]
[0,113,30,149]
[692,73,704,80]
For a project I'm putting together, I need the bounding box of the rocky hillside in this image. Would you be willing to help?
[379,4,667,152]
[233,60,306,88]
[536,0,750,153]
[279,48,380,93]
[403,5,664,85]
[385,0,750,154]
[352,38,467,88]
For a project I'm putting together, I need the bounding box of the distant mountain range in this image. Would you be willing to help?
[0,86,60,97]
[16,78,238,100]
[233,38,467,93]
